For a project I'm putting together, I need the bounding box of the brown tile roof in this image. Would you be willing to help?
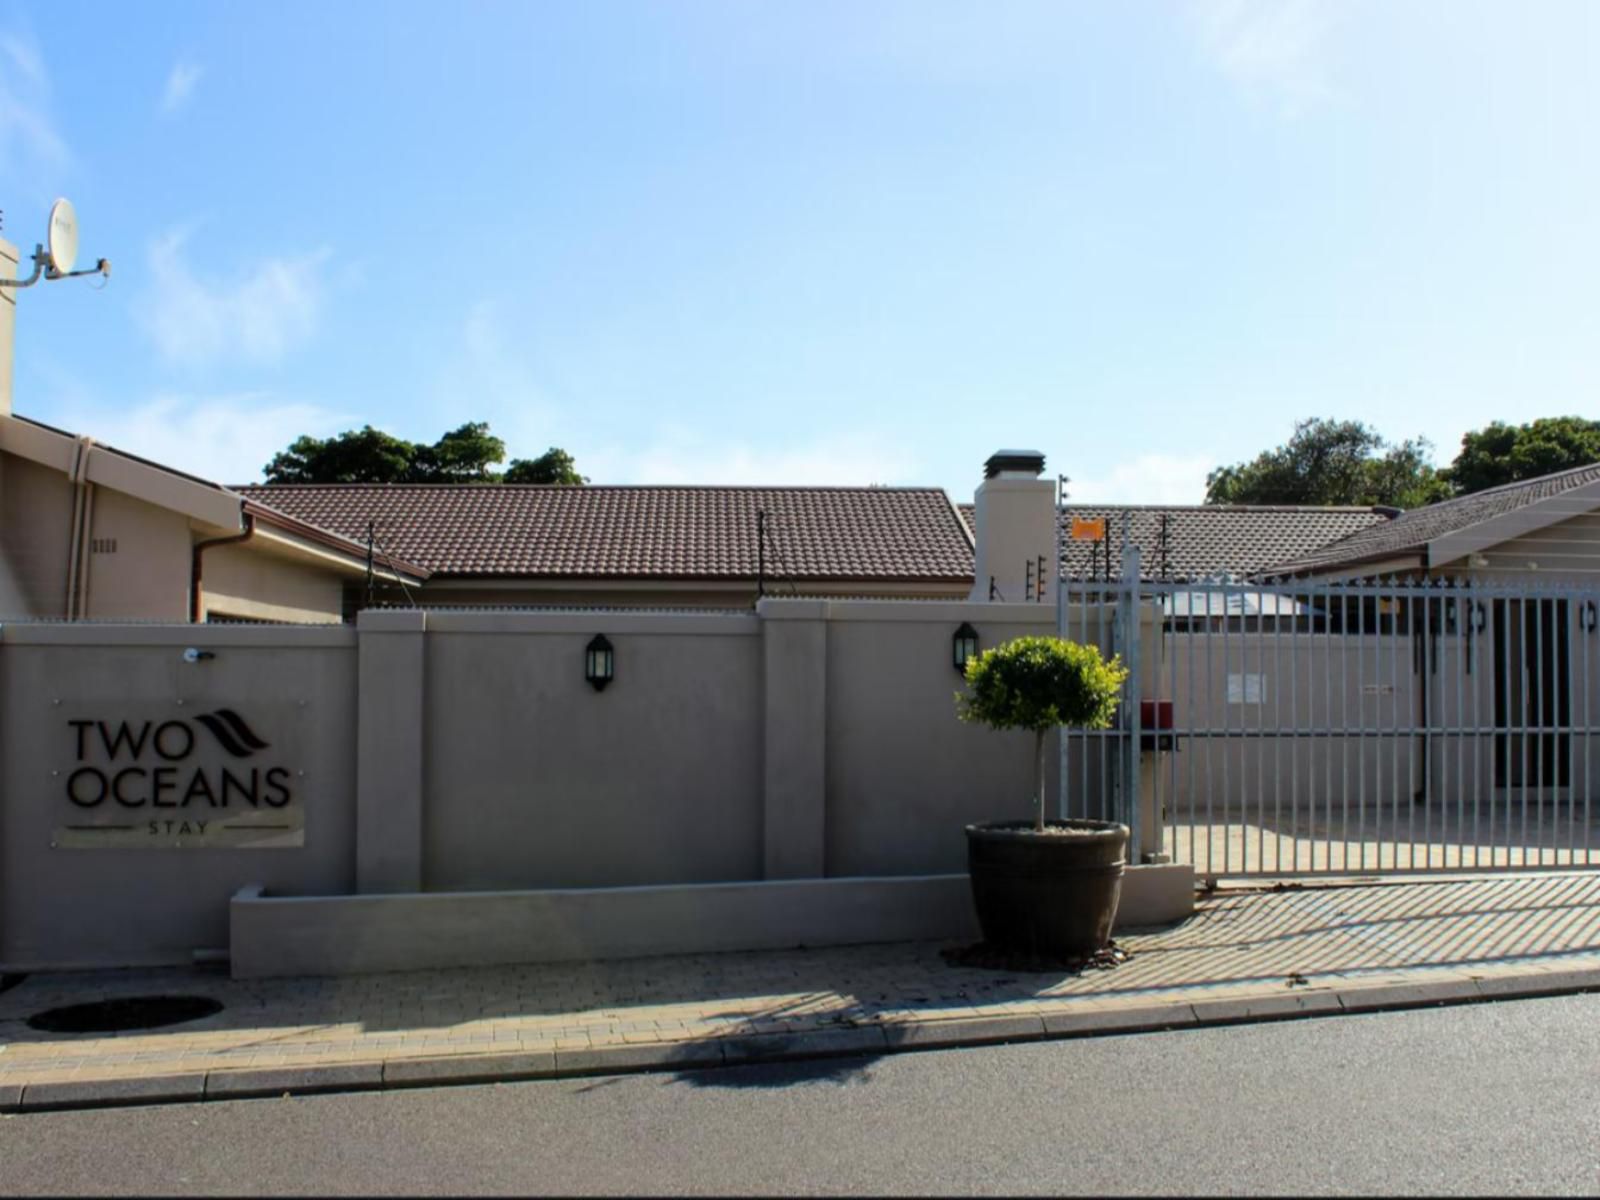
[957,503,1390,581]
[235,485,976,581]
[1264,461,1600,576]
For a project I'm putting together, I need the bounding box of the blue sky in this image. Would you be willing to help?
[1,1,1596,501]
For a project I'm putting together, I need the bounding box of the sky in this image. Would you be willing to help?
[0,1,1596,503]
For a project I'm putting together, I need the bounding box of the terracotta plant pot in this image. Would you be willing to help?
[963,819,1129,957]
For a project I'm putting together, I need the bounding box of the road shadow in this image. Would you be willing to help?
[666,1053,882,1090]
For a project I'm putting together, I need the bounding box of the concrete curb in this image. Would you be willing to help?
[7,964,1600,1114]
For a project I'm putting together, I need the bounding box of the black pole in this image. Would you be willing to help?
[365,520,376,608]
[757,510,766,599]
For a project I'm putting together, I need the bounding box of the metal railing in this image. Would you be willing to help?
[1057,568,1600,879]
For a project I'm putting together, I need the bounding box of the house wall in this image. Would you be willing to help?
[1435,510,1600,584]
[0,454,199,622]
[203,542,346,624]
[0,450,74,618]
[81,487,195,622]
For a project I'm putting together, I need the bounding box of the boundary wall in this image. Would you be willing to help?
[0,600,1193,973]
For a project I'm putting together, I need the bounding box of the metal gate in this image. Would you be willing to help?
[1056,560,1600,879]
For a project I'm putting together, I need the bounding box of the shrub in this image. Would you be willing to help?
[956,636,1129,830]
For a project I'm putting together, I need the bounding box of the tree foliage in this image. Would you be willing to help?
[264,426,419,485]
[504,447,587,485]
[1204,418,1451,509]
[262,422,583,485]
[1444,416,1600,495]
[957,637,1128,734]
[956,636,1128,830]
[411,422,506,483]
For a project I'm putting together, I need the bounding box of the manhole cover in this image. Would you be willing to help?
[26,995,223,1034]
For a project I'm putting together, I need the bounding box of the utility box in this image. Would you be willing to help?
[1139,698,1176,752]
[1138,698,1176,863]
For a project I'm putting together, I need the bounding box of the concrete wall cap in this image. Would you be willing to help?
[756,598,832,620]
[356,609,427,632]
[424,610,760,636]
[0,622,356,647]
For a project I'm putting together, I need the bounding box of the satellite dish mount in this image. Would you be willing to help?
[0,198,110,289]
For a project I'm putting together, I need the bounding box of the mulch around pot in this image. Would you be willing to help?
[940,940,1131,974]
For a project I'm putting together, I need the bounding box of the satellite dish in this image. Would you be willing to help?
[46,198,78,276]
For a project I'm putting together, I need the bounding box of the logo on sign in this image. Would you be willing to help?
[64,711,293,815]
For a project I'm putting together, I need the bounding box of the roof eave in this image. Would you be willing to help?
[244,501,432,581]
[1426,477,1600,569]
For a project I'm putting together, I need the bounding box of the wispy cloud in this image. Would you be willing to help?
[1188,0,1342,115]
[57,393,349,486]
[138,231,331,368]
[160,61,202,115]
[0,29,70,195]
[1064,452,1214,505]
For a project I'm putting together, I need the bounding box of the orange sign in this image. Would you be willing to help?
[1070,517,1106,541]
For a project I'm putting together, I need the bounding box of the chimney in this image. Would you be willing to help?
[0,236,15,418]
[968,449,1057,605]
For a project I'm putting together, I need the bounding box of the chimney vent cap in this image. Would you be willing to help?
[984,450,1046,479]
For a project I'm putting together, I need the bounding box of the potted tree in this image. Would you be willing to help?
[956,635,1131,958]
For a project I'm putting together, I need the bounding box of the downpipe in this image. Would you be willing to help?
[190,512,256,623]
[61,436,93,619]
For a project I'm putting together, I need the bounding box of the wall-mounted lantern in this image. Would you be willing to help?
[585,634,614,692]
[953,622,979,673]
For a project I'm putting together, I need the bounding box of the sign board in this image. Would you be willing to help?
[1071,517,1106,541]
[50,703,306,849]
[1226,673,1265,705]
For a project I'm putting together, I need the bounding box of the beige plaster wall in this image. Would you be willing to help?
[203,542,346,624]
[0,624,358,968]
[418,612,765,890]
[822,603,1064,876]
[0,450,74,618]
[80,487,195,621]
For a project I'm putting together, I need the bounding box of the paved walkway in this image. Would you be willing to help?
[5,872,1600,1111]
[1172,809,1600,874]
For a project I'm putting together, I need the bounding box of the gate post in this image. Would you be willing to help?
[1117,545,1143,859]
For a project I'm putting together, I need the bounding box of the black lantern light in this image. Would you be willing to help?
[585,634,614,692]
[953,622,979,673]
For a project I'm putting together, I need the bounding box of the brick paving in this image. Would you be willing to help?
[3,872,1600,1096]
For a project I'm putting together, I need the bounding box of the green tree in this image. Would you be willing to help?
[411,422,506,482]
[1205,418,1451,509]
[956,637,1128,832]
[504,447,587,485]
[1445,416,1600,495]
[263,426,418,484]
[262,422,584,485]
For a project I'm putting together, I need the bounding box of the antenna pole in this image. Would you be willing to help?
[365,520,376,608]
[757,509,766,600]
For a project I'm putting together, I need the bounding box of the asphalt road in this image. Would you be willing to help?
[5,994,1600,1196]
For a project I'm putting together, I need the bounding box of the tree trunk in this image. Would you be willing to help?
[1034,728,1047,833]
